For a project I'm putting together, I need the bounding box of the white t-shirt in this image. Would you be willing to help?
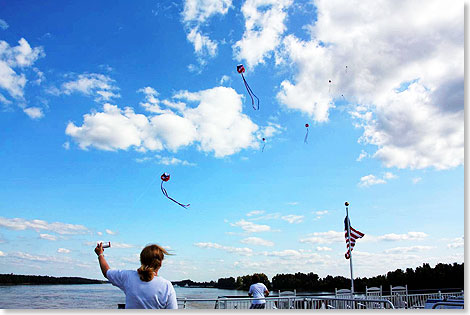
[248,283,268,304]
[106,269,178,309]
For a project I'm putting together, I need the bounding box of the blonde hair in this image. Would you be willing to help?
[137,244,170,282]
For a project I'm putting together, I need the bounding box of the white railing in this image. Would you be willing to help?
[382,291,464,309]
[177,295,394,309]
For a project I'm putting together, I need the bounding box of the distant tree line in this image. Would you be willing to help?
[180,263,463,293]
[0,274,107,285]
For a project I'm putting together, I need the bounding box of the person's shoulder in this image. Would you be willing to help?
[155,276,173,285]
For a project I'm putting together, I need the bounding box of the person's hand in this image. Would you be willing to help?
[95,242,104,256]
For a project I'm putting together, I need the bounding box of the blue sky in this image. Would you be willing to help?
[0,0,464,282]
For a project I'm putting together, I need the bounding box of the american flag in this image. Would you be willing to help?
[344,216,364,259]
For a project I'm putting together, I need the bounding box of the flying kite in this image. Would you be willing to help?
[261,137,266,152]
[160,173,190,209]
[237,64,259,110]
[304,124,309,144]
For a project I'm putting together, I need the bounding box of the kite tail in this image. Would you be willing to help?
[241,73,260,110]
[161,181,190,209]
[262,142,266,152]
[304,128,309,144]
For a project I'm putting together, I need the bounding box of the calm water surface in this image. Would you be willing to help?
[0,284,247,309]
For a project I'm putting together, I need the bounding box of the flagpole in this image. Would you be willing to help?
[345,201,354,294]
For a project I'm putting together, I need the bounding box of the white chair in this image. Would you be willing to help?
[390,285,408,308]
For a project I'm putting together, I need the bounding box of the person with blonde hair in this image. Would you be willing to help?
[95,242,177,309]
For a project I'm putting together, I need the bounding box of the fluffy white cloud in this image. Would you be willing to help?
[105,229,116,235]
[0,217,90,235]
[230,219,271,233]
[276,0,463,169]
[233,0,293,68]
[281,214,304,224]
[194,242,253,255]
[246,210,265,217]
[356,150,368,162]
[358,172,396,187]
[0,251,4,257]
[299,231,343,244]
[240,237,274,247]
[0,38,44,100]
[316,246,332,252]
[182,0,231,62]
[358,174,385,187]
[67,87,260,158]
[136,154,196,166]
[378,232,428,241]
[23,107,44,120]
[182,0,231,23]
[39,234,57,241]
[57,248,70,253]
[447,236,464,249]
[59,73,120,102]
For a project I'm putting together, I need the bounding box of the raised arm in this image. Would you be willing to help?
[95,242,110,278]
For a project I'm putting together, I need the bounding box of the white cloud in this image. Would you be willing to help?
[240,237,274,247]
[384,246,433,254]
[39,234,57,241]
[0,217,90,235]
[248,212,281,221]
[258,122,283,139]
[281,214,304,224]
[60,73,120,102]
[186,27,218,59]
[0,38,44,100]
[194,242,253,256]
[313,210,328,220]
[378,232,428,241]
[356,150,368,162]
[62,142,70,150]
[105,229,116,235]
[219,75,230,85]
[316,247,332,252]
[230,219,271,233]
[67,87,260,158]
[23,107,44,120]
[246,210,265,217]
[182,0,231,23]
[447,236,464,249]
[286,202,298,206]
[299,231,344,244]
[154,155,196,166]
[0,251,4,257]
[96,231,102,236]
[0,19,8,30]
[412,177,422,184]
[358,174,385,187]
[358,172,396,187]
[57,248,70,254]
[276,0,463,169]
[182,0,232,62]
[233,0,293,68]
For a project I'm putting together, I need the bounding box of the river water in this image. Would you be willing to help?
[0,284,247,309]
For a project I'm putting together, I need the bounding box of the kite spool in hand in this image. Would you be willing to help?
[160,173,189,209]
[237,64,259,110]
